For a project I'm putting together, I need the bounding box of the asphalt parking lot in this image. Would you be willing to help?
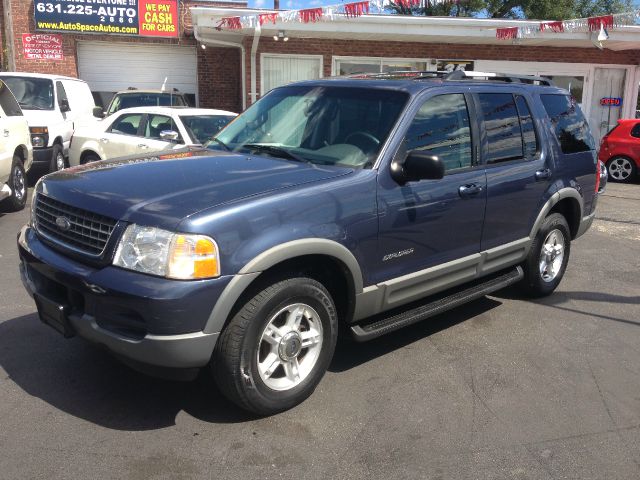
[0,180,638,480]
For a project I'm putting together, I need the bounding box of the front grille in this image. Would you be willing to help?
[35,194,118,256]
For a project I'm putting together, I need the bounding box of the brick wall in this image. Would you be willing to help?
[198,46,242,112]
[242,36,640,103]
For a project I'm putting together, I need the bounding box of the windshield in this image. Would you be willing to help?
[0,76,54,110]
[107,92,187,115]
[180,114,236,144]
[206,86,408,169]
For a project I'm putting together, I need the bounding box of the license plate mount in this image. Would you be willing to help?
[34,293,75,338]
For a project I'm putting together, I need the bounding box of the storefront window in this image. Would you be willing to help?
[544,76,584,104]
[335,57,428,75]
[262,54,322,94]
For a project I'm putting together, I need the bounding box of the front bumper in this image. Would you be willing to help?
[32,146,53,166]
[18,225,232,369]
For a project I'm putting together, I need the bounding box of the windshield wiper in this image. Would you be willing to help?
[208,137,230,151]
[242,144,310,164]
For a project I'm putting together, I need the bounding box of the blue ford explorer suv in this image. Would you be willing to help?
[18,71,602,415]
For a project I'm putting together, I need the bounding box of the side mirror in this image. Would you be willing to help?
[60,99,71,113]
[391,151,444,184]
[160,130,180,142]
[93,106,105,118]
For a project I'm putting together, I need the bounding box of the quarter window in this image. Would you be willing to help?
[541,94,595,154]
[630,123,640,139]
[109,113,143,136]
[405,94,472,172]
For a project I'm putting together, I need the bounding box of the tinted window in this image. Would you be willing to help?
[0,80,23,116]
[630,123,640,139]
[515,95,538,159]
[541,94,595,154]
[56,81,68,110]
[405,93,472,172]
[478,93,522,163]
[0,76,54,110]
[109,113,143,136]
[145,114,181,142]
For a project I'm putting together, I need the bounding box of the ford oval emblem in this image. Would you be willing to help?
[55,216,71,231]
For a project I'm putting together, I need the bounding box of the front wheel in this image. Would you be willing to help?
[519,213,571,298]
[212,277,338,415]
[1,156,27,212]
[50,144,66,172]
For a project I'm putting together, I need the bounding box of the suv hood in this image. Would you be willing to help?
[37,150,352,230]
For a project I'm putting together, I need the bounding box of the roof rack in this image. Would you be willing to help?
[444,70,554,86]
[346,71,449,80]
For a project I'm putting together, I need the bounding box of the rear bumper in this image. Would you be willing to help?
[18,225,230,369]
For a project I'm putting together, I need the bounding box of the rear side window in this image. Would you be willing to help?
[477,93,540,163]
[541,94,595,154]
[630,124,640,138]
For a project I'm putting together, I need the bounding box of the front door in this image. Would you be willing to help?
[376,92,486,304]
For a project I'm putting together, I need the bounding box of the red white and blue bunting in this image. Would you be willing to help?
[215,0,456,30]
[496,11,639,40]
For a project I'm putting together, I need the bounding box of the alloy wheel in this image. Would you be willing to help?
[539,229,565,283]
[608,157,633,181]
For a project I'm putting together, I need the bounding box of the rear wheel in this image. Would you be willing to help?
[519,213,571,298]
[1,156,27,212]
[607,157,636,183]
[212,277,338,415]
[50,144,66,172]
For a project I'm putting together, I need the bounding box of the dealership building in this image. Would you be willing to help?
[2,0,640,141]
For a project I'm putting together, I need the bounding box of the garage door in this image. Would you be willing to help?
[77,42,197,107]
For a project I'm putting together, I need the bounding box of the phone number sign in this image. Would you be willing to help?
[34,0,178,38]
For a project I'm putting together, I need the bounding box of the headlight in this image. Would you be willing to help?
[113,224,220,280]
[29,127,49,148]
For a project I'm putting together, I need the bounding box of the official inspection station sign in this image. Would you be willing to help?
[34,0,179,38]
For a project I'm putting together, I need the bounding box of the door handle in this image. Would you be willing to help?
[458,184,483,198]
[535,169,552,181]
[3,129,9,137]
[99,138,109,143]
[138,144,149,149]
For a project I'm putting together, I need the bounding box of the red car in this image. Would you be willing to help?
[598,119,640,183]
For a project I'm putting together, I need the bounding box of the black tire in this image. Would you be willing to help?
[212,277,338,415]
[519,213,571,298]
[50,144,66,172]
[1,156,27,212]
[606,156,636,183]
[81,152,101,164]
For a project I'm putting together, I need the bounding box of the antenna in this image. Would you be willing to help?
[161,77,167,92]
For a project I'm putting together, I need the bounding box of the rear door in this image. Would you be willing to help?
[100,112,146,159]
[376,91,486,293]
[474,90,553,251]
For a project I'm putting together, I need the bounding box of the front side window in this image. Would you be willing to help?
[56,81,69,110]
[405,93,472,172]
[209,86,408,169]
[109,113,143,136]
[541,94,595,154]
[145,114,181,142]
[0,76,54,110]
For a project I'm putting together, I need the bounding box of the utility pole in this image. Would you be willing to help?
[274,0,279,9]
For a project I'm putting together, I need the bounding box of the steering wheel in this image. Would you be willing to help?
[344,131,380,152]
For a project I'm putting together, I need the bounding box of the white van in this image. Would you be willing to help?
[0,80,32,211]
[0,73,95,172]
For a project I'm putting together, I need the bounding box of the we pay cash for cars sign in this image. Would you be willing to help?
[34,0,179,38]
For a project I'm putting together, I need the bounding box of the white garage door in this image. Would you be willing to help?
[77,42,197,105]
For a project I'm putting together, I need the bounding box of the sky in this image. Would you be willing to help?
[249,0,341,8]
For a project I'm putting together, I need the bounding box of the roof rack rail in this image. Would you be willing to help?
[445,70,553,86]
[346,71,449,80]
